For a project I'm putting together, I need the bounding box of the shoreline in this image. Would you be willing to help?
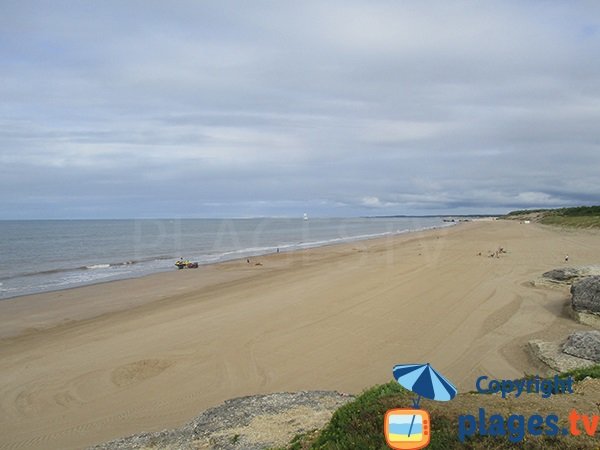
[0,220,459,302]
[1,220,599,449]
[0,222,462,340]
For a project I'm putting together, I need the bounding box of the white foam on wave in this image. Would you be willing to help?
[86,264,111,269]
[54,269,134,287]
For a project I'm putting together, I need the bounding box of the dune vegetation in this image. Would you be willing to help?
[504,206,600,228]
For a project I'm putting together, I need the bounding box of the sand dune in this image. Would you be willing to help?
[1,220,599,449]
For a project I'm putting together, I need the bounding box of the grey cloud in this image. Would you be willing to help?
[1,1,599,218]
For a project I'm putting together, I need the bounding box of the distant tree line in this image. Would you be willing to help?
[506,209,549,216]
[558,206,600,216]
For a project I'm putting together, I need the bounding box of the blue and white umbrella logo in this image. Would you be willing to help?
[391,363,457,439]
[392,362,457,408]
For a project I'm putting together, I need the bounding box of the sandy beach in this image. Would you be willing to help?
[1,220,599,449]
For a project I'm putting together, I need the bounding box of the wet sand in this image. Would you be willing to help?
[1,220,599,449]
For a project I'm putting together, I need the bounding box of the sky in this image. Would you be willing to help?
[1,1,599,219]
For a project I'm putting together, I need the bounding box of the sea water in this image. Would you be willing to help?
[0,217,450,299]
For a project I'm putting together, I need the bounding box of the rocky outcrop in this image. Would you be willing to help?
[563,331,600,362]
[571,276,600,314]
[542,266,600,285]
[528,340,595,372]
[569,309,600,328]
[529,271,600,371]
[533,265,600,289]
[89,391,353,450]
[543,267,584,282]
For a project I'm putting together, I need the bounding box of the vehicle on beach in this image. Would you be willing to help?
[175,260,199,269]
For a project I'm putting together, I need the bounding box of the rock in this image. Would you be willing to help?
[534,265,600,289]
[569,308,600,329]
[571,276,600,313]
[89,391,353,450]
[563,331,600,362]
[528,340,595,372]
[543,267,583,282]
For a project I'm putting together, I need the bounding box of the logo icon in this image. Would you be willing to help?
[385,408,430,450]
[385,363,457,449]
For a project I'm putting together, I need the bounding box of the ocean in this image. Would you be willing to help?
[0,217,451,300]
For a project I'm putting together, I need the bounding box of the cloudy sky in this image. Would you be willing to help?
[1,1,599,219]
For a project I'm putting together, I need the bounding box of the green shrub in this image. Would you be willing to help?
[560,364,600,381]
[311,382,410,449]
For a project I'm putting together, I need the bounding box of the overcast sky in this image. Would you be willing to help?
[1,1,599,219]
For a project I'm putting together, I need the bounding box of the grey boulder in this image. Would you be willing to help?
[543,267,583,282]
[563,331,600,362]
[571,276,600,313]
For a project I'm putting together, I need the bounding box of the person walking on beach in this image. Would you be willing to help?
[565,255,569,263]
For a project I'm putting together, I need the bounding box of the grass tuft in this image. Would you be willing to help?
[560,363,600,381]
[311,382,410,449]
